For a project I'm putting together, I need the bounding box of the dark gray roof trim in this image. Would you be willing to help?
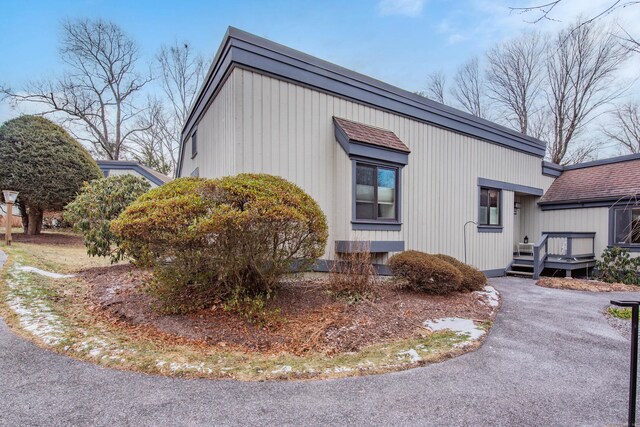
[539,198,635,210]
[334,121,409,165]
[177,27,547,175]
[477,177,544,196]
[542,161,563,177]
[563,153,640,170]
[96,160,170,186]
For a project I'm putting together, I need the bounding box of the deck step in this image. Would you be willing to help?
[506,270,534,277]
[511,263,534,269]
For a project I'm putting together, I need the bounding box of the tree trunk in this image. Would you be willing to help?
[18,200,28,234]
[26,208,43,235]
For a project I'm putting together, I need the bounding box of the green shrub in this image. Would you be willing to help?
[0,115,103,234]
[388,250,463,295]
[433,254,487,292]
[64,175,151,262]
[596,247,640,285]
[111,174,328,314]
[608,307,632,320]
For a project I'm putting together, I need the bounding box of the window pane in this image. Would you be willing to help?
[356,165,375,220]
[377,168,396,219]
[633,208,640,244]
[615,209,633,244]
[479,189,488,225]
[489,189,500,225]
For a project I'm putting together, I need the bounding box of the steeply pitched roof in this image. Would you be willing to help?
[333,117,410,153]
[177,27,547,176]
[540,157,640,204]
[96,160,172,186]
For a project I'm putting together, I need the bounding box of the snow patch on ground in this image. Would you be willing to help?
[17,266,74,279]
[271,365,292,374]
[424,317,486,341]
[397,348,422,363]
[5,265,66,346]
[473,285,500,308]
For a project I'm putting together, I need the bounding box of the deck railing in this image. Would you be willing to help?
[532,232,596,279]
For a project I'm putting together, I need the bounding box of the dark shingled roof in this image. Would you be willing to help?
[540,158,640,204]
[333,117,410,153]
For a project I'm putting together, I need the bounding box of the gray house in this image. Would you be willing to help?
[176,27,640,278]
[97,160,171,188]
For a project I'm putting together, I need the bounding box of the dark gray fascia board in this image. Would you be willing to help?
[563,153,640,170]
[335,123,409,165]
[97,163,166,186]
[477,178,544,196]
[542,161,563,177]
[539,198,638,210]
[177,27,547,175]
[335,240,405,253]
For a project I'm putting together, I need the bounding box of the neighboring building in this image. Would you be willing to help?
[175,27,640,278]
[97,160,171,188]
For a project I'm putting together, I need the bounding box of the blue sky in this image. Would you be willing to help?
[1,0,639,126]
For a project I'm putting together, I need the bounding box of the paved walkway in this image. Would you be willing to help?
[0,256,636,425]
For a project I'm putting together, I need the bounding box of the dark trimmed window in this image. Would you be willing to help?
[479,187,501,226]
[191,130,198,158]
[355,163,398,221]
[613,207,640,246]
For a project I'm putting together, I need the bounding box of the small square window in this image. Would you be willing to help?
[614,207,640,245]
[355,162,398,222]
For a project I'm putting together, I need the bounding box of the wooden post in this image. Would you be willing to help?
[5,201,12,246]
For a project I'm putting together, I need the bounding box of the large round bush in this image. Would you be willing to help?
[111,174,328,313]
[388,250,463,295]
[0,115,103,234]
[64,175,151,262]
[433,254,487,292]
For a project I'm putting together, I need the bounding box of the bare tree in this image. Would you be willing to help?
[451,58,490,118]
[133,42,206,174]
[602,102,640,153]
[510,1,640,25]
[545,21,630,164]
[486,32,546,135]
[425,71,447,104]
[129,99,176,175]
[1,19,151,160]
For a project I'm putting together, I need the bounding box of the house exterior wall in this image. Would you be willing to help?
[181,67,560,272]
[180,71,238,179]
[521,204,611,257]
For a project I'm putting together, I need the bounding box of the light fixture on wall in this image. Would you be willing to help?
[514,201,521,215]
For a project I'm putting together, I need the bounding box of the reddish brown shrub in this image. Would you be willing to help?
[388,250,463,295]
[433,254,487,292]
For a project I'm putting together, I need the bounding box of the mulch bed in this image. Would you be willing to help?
[1,231,83,246]
[83,265,495,356]
[536,277,640,293]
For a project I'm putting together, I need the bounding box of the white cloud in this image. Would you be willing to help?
[377,0,426,17]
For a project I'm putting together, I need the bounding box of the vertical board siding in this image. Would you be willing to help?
[179,73,237,178]
[192,68,564,271]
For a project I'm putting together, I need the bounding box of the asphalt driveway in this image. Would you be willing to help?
[0,272,636,426]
